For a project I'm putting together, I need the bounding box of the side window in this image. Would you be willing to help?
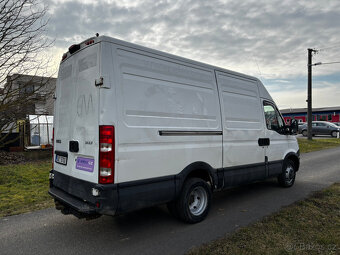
[263,102,285,133]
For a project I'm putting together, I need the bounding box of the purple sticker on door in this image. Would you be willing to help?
[76,157,94,172]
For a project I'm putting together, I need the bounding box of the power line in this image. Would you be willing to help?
[319,61,340,65]
[310,61,340,66]
[318,44,340,52]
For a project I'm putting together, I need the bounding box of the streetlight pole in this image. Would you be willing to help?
[307,48,318,140]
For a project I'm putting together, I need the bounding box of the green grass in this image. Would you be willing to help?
[298,138,340,153]
[0,161,54,217]
[188,183,340,255]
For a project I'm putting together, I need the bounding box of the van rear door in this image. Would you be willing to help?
[54,43,100,184]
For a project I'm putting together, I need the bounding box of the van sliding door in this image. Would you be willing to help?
[215,71,266,186]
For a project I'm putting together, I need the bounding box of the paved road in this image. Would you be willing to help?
[1,147,340,255]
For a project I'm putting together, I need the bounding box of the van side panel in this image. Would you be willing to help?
[111,46,223,184]
[215,71,266,185]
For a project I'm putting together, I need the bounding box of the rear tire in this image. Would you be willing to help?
[302,130,307,137]
[169,177,212,224]
[331,131,337,137]
[278,159,296,187]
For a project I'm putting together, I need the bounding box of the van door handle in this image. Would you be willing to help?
[258,138,270,146]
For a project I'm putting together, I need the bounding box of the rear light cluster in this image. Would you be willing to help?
[68,44,80,54]
[99,126,115,184]
[61,53,67,62]
[61,38,95,62]
[85,39,94,45]
[52,128,54,169]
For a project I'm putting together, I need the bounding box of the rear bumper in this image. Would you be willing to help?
[49,186,97,214]
[49,170,118,217]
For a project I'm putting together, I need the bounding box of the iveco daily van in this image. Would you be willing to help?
[49,35,300,223]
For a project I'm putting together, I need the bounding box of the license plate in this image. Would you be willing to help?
[55,155,67,165]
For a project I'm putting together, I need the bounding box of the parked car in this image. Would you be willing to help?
[298,122,306,133]
[49,35,300,223]
[300,121,340,137]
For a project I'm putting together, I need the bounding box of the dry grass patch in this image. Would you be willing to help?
[189,183,340,255]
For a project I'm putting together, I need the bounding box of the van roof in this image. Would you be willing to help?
[66,35,273,101]
[98,35,258,81]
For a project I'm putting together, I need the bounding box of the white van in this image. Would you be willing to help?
[49,35,300,223]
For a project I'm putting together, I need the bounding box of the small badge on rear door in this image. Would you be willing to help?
[76,157,94,172]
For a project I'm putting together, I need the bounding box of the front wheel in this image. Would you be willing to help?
[278,159,296,187]
[302,130,307,136]
[170,177,212,223]
[331,131,338,138]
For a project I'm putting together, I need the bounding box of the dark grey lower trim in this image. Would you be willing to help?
[159,130,223,136]
[50,170,118,216]
[118,175,174,188]
[117,176,175,213]
[268,160,284,177]
[49,158,293,218]
[50,170,175,216]
[49,186,97,214]
[222,162,266,188]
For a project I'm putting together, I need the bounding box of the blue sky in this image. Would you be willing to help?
[44,0,340,109]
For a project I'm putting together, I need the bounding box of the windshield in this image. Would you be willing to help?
[328,122,339,127]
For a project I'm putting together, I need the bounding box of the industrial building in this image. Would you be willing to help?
[280,106,340,124]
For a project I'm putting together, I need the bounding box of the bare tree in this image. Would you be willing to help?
[0,0,54,149]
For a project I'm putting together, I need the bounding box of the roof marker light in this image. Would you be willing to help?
[85,40,94,45]
[69,44,80,54]
[61,53,67,62]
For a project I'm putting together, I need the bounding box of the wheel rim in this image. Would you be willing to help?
[188,186,208,216]
[285,164,295,185]
[332,131,337,137]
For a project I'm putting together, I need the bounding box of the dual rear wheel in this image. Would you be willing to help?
[167,178,212,224]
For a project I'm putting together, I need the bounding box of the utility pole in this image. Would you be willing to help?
[307,48,317,140]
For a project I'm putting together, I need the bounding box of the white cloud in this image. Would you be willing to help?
[42,0,340,107]
[271,84,340,109]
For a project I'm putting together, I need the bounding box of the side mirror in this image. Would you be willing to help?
[289,120,298,135]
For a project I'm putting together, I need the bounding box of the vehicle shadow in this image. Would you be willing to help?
[101,179,280,229]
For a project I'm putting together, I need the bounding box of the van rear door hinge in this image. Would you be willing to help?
[95,77,104,86]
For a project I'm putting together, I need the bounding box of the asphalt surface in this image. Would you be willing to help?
[1,147,340,255]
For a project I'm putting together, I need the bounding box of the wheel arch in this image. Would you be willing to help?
[175,161,218,198]
[284,151,300,172]
[331,130,338,137]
